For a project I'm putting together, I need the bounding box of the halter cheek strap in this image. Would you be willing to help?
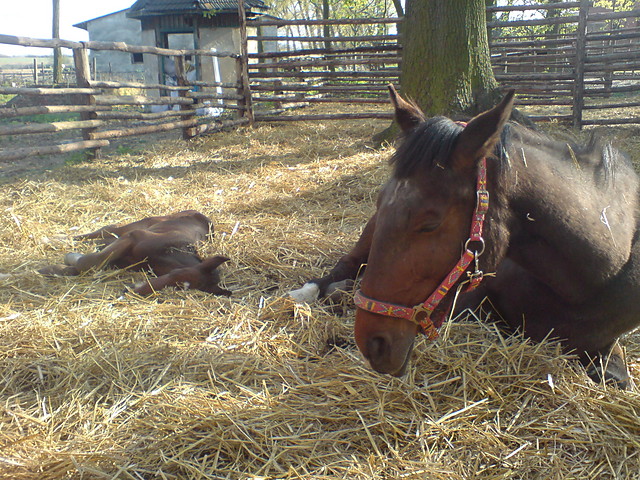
[354,157,489,340]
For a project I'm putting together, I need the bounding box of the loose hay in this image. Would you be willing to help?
[1,107,640,479]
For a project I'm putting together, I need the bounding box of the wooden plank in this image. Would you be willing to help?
[0,86,101,95]
[174,55,197,140]
[237,0,254,126]
[487,2,580,13]
[73,46,101,157]
[91,118,199,140]
[95,95,194,106]
[0,139,109,162]
[583,118,640,126]
[247,17,402,27]
[90,80,190,91]
[255,113,393,122]
[572,0,588,129]
[250,44,400,59]
[0,119,104,136]
[0,34,239,58]
[0,105,111,119]
[249,34,398,43]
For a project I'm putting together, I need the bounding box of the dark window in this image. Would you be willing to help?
[132,53,144,64]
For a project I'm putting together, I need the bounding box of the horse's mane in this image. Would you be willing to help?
[392,117,622,188]
[390,117,463,178]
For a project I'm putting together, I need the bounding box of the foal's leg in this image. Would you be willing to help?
[289,214,376,302]
[65,234,138,272]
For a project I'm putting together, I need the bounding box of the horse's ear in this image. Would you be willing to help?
[388,84,425,133]
[452,90,515,173]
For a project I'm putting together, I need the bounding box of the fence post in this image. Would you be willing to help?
[572,0,589,129]
[73,45,101,158]
[174,55,197,139]
[237,0,255,125]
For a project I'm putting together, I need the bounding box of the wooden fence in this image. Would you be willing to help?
[0,33,253,162]
[2,1,640,164]
[489,0,640,127]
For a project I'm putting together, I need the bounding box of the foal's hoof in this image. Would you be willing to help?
[65,252,83,266]
[585,347,630,389]
[288,282,320,303]
[38,264,80,276]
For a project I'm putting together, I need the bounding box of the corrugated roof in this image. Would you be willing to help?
[128,0,267,18]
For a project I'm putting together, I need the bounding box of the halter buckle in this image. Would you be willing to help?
[464,236,485,257]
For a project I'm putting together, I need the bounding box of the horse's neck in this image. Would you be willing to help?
[490,138,639,301]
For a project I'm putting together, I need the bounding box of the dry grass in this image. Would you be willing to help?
[2,106,640,479]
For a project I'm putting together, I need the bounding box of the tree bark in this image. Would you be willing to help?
[400,0,499,117]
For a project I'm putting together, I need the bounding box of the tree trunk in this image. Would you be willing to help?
[400,0,499,117]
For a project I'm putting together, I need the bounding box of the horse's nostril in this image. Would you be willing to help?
[367,336,388,359]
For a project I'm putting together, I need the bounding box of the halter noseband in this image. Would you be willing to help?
[354,156,489,340]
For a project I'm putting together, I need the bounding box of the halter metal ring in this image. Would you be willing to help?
[464,236,485,257]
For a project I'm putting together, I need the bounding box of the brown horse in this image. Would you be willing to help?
[39,210,231,296]
[291,86,640,388]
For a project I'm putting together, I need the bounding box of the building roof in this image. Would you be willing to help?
[73,9,130,30]
[127,0,268,18]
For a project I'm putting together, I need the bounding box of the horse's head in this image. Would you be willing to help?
[134,255,231,296]
[354,86,514,376]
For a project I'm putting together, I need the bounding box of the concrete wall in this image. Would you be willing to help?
[85,10,144,77]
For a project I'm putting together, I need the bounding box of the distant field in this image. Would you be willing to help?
[0,56,72,68]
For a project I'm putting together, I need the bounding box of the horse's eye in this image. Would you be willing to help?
[417,223,440,233]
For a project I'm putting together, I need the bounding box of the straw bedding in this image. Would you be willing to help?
[1,108,640,479]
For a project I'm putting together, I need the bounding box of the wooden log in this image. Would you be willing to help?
[495,73,575,81]
[0,34,239,58]
[582,118,640,126]
[489,16,579,29]
[0,119,104,136]
[249,34,398,43]
[490,38,575,49]
[250,70,399,79]
[487,2,580,12]
[248,57,400,70]
[588,9,640,22]
[90,80,190,91]
[585,51,640,63]
[237,0,254,126]
[252,84,395,92]
[187,91,245,100]
[572,0,591,128]
[253,95,389,104]
[247,17,402,27]
[91,118,199,140]
[174,55,197,140]
[0,139,109,162]
[95,110,192,120]
[0,104,111,119]
[73,46,101,157]
[0,86,101,95]
[584,101,640,110]
[95,95,194,106]
[250,44,401,59]
[0,34,81,50]
[187,80,240,89]
[584,62,640,73]
[585,84,640,95]
[255,113,393,122]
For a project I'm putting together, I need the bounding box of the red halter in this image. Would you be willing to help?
[354,157,489,340]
